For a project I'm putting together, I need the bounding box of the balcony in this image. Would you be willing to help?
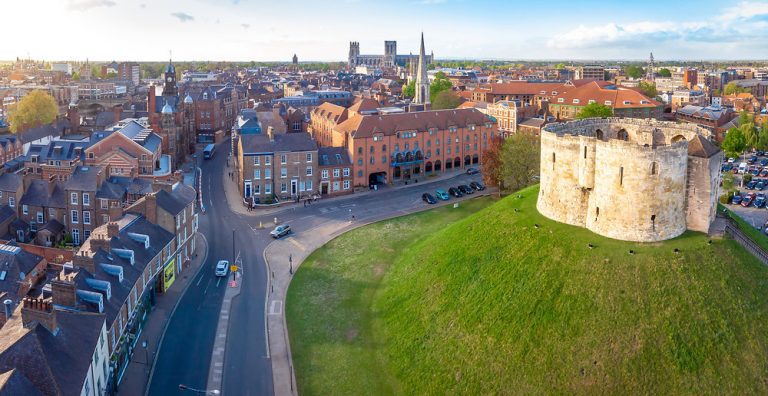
[390,150,424,167]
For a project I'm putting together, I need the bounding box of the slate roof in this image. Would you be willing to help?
[25,138,89,163]
[240,132,317,155]
[64,166,102,192]
[677,105,728,121]
[0,206,16,225]
[37,219,64,235]
[687,135,721,158]
[18,120,69,144]
[0,174,21,192]
[155,183,196,216]
[318,147,352,166]
[20,180,65,209]
[0,368,44,396]
[95,180,126,200]
[0,242,44,303]
[107,177,153,196]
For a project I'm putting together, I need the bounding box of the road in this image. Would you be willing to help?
[148,144,485,395]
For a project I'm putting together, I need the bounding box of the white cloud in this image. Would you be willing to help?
[67,0,116,11]
[170,12,194,23]
[722,1,768,20]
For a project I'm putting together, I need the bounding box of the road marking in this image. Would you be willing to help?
[269,300,282,315]
[216,278,221,287]
[196,273,204,286]
[203,278,212,295]
[288,238,306,251]
[340,203,357,208]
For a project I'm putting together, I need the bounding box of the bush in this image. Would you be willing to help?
[743,174,753,184]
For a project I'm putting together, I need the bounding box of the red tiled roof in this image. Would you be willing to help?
[311,102,348,123]
[551,81,660,109]
[486,81,573,96]
[337,108,489,139]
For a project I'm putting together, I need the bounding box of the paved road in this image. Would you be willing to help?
[148,143,485,395]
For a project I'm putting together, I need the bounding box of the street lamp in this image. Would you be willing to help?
[289,253,293,275]
[178,384,220,395]
[141,340,149,373]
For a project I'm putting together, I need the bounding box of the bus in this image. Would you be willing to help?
[203,144,215,160]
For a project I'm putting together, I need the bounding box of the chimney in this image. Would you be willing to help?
[67,106,80,134]
[73,250,96,274]
[113,104,123,124]
[3,299,11,321]
[108,205,123,222]
[21,298,57,334]
[145,194,157,225]
[89,233,110,253]
[152,181,173,194]
[267,126,274,142]
[51,276,77,308]
[107,222,120,238]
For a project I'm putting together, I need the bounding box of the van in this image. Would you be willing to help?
[739,162,748,174]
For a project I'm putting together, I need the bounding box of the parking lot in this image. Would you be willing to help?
[722,151,768,232]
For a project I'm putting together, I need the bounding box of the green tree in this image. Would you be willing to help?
[427,63,435,70]
[431,90,461,110]
[658,68,672,77]
[481,135,504,191]
[105,71,117,79]
[742,121,758,149]
[721,127,746,158]
[429,72,453,102]
[403,80,415,99]
[500,134,540,193]
[638,81,657,97]
[756,128,768,151]
[724,82,748,95]
[91,65,101,79]
[576,103,613,119]
[625,65,645,79]
[71,71,80,81]
[7,90,58,133]
[555,63,566,70]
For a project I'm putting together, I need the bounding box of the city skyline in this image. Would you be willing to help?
[4,0,768,62]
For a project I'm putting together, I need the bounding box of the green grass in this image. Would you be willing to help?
[287,187,768,395]
[720,203,768,252]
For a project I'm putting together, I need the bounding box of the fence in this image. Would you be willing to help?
[723,217,768,265]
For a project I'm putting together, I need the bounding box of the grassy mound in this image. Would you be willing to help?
[287,186,768,395]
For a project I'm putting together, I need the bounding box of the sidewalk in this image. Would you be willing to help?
[117,233,209,395]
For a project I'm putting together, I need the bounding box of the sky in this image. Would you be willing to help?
[4,0,768,62]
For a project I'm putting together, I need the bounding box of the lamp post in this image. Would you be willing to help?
[289,253,293,275]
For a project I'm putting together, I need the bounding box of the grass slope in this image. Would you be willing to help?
[287,187,768,395]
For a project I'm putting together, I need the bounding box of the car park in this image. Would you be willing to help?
[270,224,291,239]
[458,185,474,195]
[747,180,757,190]
[422,193,437,204]
[742,193,756,207]
[466,167,479,175]
[448,187,463,197]
[758,182,765,191]
[435,189,450,200]
[470,181,486,191]
[756,193,767,208]
[732,195,743,205]
[215,260,229,277]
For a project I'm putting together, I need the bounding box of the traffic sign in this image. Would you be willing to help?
[230,265,239,272]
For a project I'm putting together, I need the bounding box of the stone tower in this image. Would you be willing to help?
[160,100,179,167]
[348,42,360,68]
[414,33,430,105]
[384,40,397,68]
[162,58,177,97]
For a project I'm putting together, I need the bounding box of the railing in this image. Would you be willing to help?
[723,217,768,265]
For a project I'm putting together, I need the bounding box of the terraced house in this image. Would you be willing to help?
[548,81,662,120]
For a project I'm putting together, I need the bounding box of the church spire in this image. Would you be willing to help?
[414,32,430,105]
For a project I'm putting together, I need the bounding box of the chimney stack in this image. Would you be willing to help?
[113,104,123,124]
[73,250,96,274]
[21,298,57,334]
[107,222,119,238]
[145,194,158,225]
[3,299,11,321]
[51,276,77,308]
[108,205,123,222]
[267,126,274,142]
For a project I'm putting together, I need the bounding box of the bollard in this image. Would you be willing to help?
[274,217,278,225]
[259,221,263,229]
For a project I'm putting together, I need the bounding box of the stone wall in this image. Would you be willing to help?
[537,118,719,242]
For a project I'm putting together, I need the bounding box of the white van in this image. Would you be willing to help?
[739,162,748,174]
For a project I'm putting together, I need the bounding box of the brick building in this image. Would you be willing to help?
[318,147,353,196]
[548,81,663,120]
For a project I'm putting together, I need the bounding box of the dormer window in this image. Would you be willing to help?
[623,100,631,105]
[573,99,580,104]
[557,98,565,103]
[588,100,596,104]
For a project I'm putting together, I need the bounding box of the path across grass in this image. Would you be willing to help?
[287,187,768,394]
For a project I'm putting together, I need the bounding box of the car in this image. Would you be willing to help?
[721,164,733,172]
[215,260,229,277]
[742,193,756,207]
[458,185,474,195]
[422,193,437,204]
[759,151,765,156]
[756,194,767,208]
[466,167,479,175]
[747,180,757,190]
[752,168,761,176]
[435,189,450,200]
[270,224,291,239]
[470,181,486,191]
[728,157,736,163]
[758,182,765,191]
[448,187,463,197]
[762,159,768,166]
[750,156,759,164]
[732,195,743,205]
[760,169,768,177]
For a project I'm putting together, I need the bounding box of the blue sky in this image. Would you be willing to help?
[5,0,768,61]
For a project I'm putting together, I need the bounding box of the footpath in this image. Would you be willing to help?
[118,233,209,395]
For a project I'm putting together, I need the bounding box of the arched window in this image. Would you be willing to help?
[617,129,629,141]
[382,144,387,152]
[596,129,604,140]
[650,161,658,175]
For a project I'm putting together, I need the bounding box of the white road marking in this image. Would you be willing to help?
[340,203,357,208]
[269,300,282,315]
[216,278,221,287]
[196,274,204,286]
[288,238,306,251]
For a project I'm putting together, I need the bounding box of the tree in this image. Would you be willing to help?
[7,90,58,133]
[742,121,758,149]
[403,80,415,99]
[431,90,462,110]
[429,72,453,102]
[625,65,645,79]
[555,63,566,70]
[638,81,657,97]
[71,71,80,81]
[500,134,540,193]
[757,127,768,151]
[481,135,504,190]
[105,71,117,79]
[576,103,613,119]
[658,68,672,77]
[721,127,746,158]
[724,82,748,95]
[427,63,435,70]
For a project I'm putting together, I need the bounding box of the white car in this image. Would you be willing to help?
[215,260,229,277]
[728,157,735,164]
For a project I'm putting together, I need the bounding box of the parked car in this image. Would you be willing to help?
[215,260,229,277]
[435,189,450,200]
[756,194,767,208]
[458,185,474,195]
[728,157,736,163]
[466,167,479,175]
[760,169,768,177]
[448,187,463,197]
[721,164,733,172]
[747,181,757,190]
[758,151,765,156]
[270,224,291,239]
[470,181,486,191]
[422,193,437,204]
[761,158,768,166]
[750,156,759,164]
[752,168,761,176]
[732,195,743,205]
[758,182,765,191]
[742,193,756,207]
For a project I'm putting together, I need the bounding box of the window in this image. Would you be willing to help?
[306,153,312,162]
[584,146,587,159]
[382,144,387,152]
[343,180,350,189]
[100,199,108,209]
[306,166,313,176]
[49,208,55,217]
[254,169,261,180]
[357,159,363,166]
[280,154,287,164]
[265,169,271,179]
[254,156,260,165]
[322,169,329,179]
[36,212,43,224]
[71,210,79,224]
[83,211,91,225]
[254,184,261,195]
[619,166,624,186]
[83,193,90,206]
[265,183,272,194]
[333,168,340,178]
[370,157,375,165]
[358,170,363,177]
[343,168,350,177]
[358,147,363,155]
[22,205,28,215]
[651,162,658,175]
[281,183,287,193]
[265,156,271,165]
[70,193,78,205]
[281,168,287,178]
[436,138,440,145]
[306,180,312,191]
[8,197,14,208]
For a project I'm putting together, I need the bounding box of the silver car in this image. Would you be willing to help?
[215,260,229,277]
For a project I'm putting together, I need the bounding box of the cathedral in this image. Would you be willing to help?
[147,59,195,169]
[348,37,433,69]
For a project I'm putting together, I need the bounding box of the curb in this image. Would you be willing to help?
[144,233,209,396]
